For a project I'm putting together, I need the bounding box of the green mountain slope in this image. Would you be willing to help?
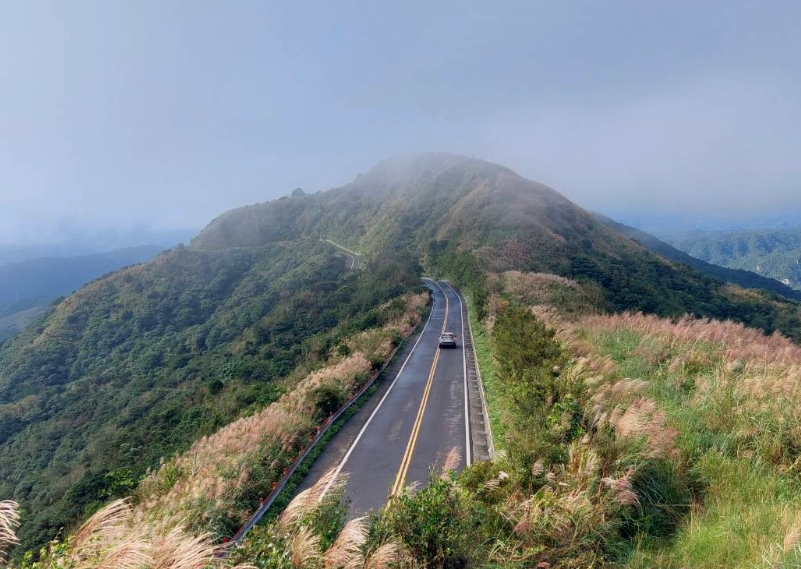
[663,228,801,291]
[0,239,419,553]
[0,245,165,339]
[592,213,801,301]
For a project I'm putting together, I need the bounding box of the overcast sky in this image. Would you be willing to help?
[1,1,799,244]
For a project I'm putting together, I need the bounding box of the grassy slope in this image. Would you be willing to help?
[472,272,801,567]
[568,313,801,567]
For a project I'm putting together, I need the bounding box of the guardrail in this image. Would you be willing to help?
[228,315,412,544]
[462,293,495,459]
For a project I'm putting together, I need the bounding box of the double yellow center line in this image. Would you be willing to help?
[391,282,448,496]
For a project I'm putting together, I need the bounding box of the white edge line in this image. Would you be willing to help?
[318,280,438,500]
[443,281,471,467]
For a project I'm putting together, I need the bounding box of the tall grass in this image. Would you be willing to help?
[0,501,20,563]
[557,310,801,567]
[2,292,426,567]
[6,498,255,569]
[229,469,406,569]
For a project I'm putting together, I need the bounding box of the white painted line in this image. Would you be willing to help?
[318,282,438,500]
[442,281,471,467]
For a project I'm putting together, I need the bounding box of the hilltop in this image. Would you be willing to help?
[196,153,801,339]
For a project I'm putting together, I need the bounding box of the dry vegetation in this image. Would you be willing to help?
[136,292,426,533]
[555,311,801,567]
[1,292,427,568]
[0,502,20,564]
[1,497,257,569]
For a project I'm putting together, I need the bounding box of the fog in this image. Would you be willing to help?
[1,0,799,244]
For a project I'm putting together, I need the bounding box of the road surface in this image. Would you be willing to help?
[298,279,470,515]
[323,239,360,270]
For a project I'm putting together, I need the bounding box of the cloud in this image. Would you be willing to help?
[476,75,801,214]
[1,0,800,244]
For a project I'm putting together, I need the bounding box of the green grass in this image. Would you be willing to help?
[628,453,801,568]
[581,325,801,568]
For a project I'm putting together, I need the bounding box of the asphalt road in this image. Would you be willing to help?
[296,279,469,516]
[323,239,360,270]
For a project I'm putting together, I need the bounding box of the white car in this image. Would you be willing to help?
[438,332,457,348]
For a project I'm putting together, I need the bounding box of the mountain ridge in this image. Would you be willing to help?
[592,212,801,301]
[0,245,166,339]
[192,152,801,338]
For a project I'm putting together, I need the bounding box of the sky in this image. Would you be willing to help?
[1,0,800,244]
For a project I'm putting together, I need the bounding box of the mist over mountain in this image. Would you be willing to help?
[0,227,196,266]
[604,208,801,236]
[0,246,164,305]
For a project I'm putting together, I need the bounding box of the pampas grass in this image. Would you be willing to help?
[136,291,425,532]
[323,517,367,569]
[0,500,20,563]
[280,469,347,529]
[289,527,320,569]
[363,541,403,569]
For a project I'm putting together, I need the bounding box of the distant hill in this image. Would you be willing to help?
[0,228,195,266]
[592,213,801,301]
[0,245,164,305]
[0,245,165,339]
[660,228,801,291]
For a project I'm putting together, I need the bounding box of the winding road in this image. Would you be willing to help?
[323,239,360,270]
[298,279,474,515]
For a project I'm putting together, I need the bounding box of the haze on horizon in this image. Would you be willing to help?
[1,1,799,245]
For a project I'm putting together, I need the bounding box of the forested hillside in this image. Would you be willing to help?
[592,213,801,301]
[0,238,421,553]
[664,228,801,291]
[0,245,164,339]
